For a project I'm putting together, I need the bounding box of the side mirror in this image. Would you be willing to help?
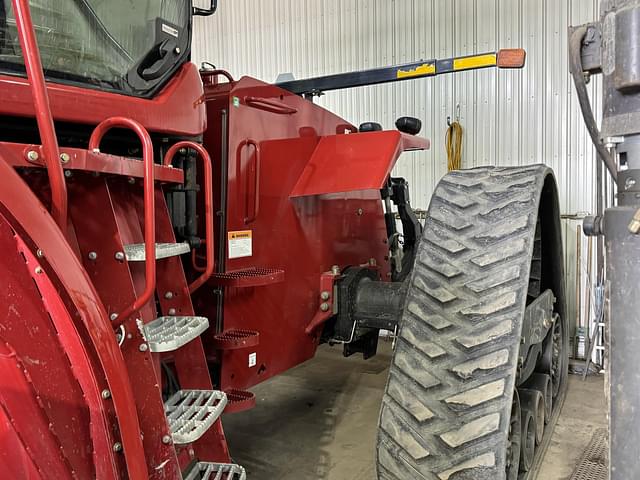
[193,0,218,16]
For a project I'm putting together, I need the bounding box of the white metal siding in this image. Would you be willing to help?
[192,0,602,349]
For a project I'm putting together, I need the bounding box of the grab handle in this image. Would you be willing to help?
[244,96,297,115]
[236,139,261,224]
[89,117,156,325]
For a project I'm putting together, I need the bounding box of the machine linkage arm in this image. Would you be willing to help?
[277,49,525,97]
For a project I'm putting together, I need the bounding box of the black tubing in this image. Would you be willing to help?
[569,26,618,180]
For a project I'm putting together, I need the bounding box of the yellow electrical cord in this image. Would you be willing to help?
[446,121,463,171]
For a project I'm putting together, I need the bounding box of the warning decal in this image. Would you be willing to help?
[228,230,252,259]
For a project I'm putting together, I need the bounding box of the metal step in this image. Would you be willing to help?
[124,242,190,261]
[184,462,246,480]
[569,428,607,480]
[165,390,227,444]
[139,316,209,353]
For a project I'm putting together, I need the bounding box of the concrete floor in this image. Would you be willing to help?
[222,341,606,480]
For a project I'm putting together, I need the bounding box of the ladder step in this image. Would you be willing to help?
[124,242,190,261]
[184,462,246,480]
[208,267,285,287]
[165,390,227,445]
[140,316,209,353]
[224,389,256,414]
[211,329,260,350]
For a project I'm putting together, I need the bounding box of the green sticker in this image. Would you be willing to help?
[232,96,240,107]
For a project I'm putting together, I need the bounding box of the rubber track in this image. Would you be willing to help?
[376,165,555,480]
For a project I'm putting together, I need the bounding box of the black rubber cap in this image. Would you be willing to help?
[395,116,422,135]
[359,122,383,132]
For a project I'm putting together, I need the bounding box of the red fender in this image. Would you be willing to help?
[0,155,148,479]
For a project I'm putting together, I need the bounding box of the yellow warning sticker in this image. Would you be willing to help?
[396,63,436,79]
[453,53,497,71]
[228,230,252,259]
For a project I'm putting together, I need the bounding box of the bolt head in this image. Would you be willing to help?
[110,313,118,321]
[112,442,122,453]
[115,251,125,261]
[320,291,330,301]
[64,170,72,178]
[331,265,340,275]
[320,302,330,312]
[168,308,176,316]
[59,152,70,163]
[626,177,637,190]
[88,251,98,260]
[174,47,181,54]
[101,389,111,399]
[27,150,39,161]
[36,249,44,258]
[356,208,364,216]
[139,343,148,352]
[164,291,174,299]
[34,266,43,274]
[368,257,377,267]
[162,435,172,445]
[127,177,135,184]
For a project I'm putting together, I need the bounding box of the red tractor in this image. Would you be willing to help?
[0,1,567,479]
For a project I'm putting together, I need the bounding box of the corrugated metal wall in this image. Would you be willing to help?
[192,0,603,352]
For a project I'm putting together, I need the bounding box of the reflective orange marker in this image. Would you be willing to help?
[497,48,527,68]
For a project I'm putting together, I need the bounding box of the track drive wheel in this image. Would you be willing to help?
[376,166,567,480]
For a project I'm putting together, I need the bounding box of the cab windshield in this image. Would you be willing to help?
[0,0,190,97]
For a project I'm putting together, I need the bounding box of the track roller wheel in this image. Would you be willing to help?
[550,315,564,398]
[506,390,522,480]
[519,389,544,445]
[524,373,552,425]
[519,408,536,472]
[376,166,567,480]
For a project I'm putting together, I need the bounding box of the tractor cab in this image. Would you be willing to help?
[0,0,191,97]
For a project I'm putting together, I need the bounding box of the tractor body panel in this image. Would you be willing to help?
[198,76,426,391]
[0,62,206,137]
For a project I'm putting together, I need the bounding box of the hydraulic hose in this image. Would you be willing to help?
[569,26,618,180]
[446,121,463,171]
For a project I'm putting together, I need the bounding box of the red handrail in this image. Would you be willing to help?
[164,142,214,293]
[12,0,67,232]
[89,117,156,324]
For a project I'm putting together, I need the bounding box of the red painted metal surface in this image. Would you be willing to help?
[0,62,206,137]
[197,76,424,391]
[0,159,148,478]
[304,270,340,334]
[290,131,429,197]
[0,402,42,479]
[163,141,215,294]
[89,118,157,325]
[2,142,183,184]
[14,234,120,479]
[11,0,67,231]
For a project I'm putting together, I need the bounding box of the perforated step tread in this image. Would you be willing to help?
[209,267,284,287]
[165,390,227,444]
[184,462,246,480]
[140,316,209,352]
[569,428,607,480]
[124,242,190,261]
